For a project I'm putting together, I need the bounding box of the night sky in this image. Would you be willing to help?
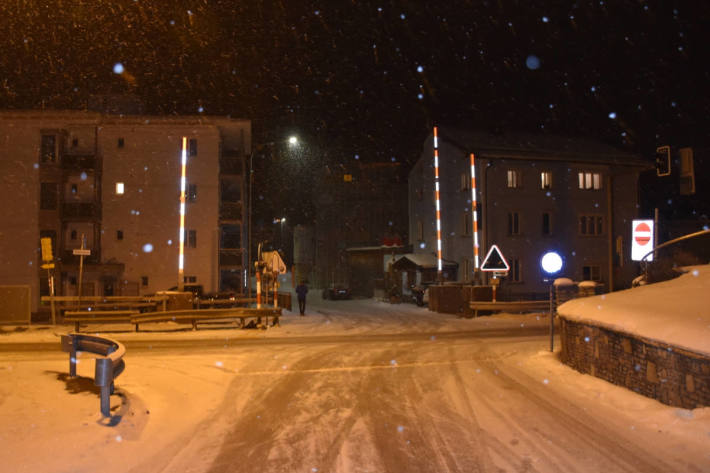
[1,1,708,221]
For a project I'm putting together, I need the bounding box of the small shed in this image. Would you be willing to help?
[391,253,458,297]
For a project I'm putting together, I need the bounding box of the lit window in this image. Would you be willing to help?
[540,171,552,189]
[578,172,602,190]
[116,182,125,194]
[507,169,522,188]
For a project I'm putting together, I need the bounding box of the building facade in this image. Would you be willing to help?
[310,161,409,290]
[0,110,250,313]
[409,129,651,297]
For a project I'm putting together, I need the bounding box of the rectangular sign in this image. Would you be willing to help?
[72,249,91,256]
[631,219,654,262]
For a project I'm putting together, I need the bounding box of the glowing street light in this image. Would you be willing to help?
[288,136,299,146]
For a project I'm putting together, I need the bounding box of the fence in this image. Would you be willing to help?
[60,333,126,417]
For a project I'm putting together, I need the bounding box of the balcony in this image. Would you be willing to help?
[219,202,243,222]
[62,202,100,220]
[219,249,245,267]
[220,153,243,176]
[61,154,96,169]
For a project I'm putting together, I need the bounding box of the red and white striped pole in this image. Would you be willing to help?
[433,126,443,280]
[470,153,480,274]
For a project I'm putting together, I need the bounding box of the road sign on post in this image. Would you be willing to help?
[631,220,654,261]
[480,245,510,272]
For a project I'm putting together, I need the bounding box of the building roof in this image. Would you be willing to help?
[393,253,458,270]
[438,128,650,168]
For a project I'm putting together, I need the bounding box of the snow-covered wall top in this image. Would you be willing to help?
[558,265,710,356]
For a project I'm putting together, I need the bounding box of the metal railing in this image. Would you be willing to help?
[60,333,126,417]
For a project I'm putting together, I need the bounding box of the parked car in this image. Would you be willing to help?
[322,285,351,300]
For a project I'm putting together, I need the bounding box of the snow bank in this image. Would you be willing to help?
[558,265,710,356]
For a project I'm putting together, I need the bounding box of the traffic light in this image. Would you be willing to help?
[655,145,671,176]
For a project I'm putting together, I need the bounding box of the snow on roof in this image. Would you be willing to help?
[393,253,457,269]
[558,265,710,356]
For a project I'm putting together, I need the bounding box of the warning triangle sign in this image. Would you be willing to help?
[481,245,510,272]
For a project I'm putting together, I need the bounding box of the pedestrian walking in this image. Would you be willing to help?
[295,281,308,316]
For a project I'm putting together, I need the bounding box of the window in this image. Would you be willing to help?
[578,171,602,190]
[40,134,57,162]
[187,184,198,203]
[461,212,471,236]
[117,230,124,241]
[579,215,604,235]
[141,276,149,287]
[460,173,470,191]
[116,182,124,195]
[507,169,522,188]
[70,230,77,240]
[184,276,197,283]
[40,183,58,210]
[118,137,125,148]
[417,220,424,241]
[462,259,471,282]
[71,138,78,148]
[187,229,197,248]
[510,258,522,283]
[583,265,601,281]
[542,212,552,236]
[540,171,552,189]
[507,212,520,235]
[71,184,78,195]
[189,138,198,157]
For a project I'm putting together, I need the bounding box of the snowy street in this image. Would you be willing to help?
[1,297,709,472]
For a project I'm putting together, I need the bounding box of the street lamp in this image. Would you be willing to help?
[541,250,564,352]
[288,136,298,146]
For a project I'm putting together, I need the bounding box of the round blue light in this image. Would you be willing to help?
[525,55,541,70]
[541,251,563,274]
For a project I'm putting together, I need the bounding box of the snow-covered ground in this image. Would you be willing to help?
[1,276,709,472]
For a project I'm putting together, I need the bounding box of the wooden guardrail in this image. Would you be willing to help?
[63,310,139,333]
[468,300,551,317]
[131,307,283,331]
[41,295,169,324]
[60,333,126,417]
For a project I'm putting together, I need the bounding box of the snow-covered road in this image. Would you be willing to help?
[1,297,708,472]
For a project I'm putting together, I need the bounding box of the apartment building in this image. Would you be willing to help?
[0,110,250,313]
[409,128,651,297]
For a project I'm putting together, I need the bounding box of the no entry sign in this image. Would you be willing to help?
[631,219,654,261]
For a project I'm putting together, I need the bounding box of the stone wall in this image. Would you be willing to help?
[559,316,710,409]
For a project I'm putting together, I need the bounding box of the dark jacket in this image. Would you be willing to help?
[295,284,308,300]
